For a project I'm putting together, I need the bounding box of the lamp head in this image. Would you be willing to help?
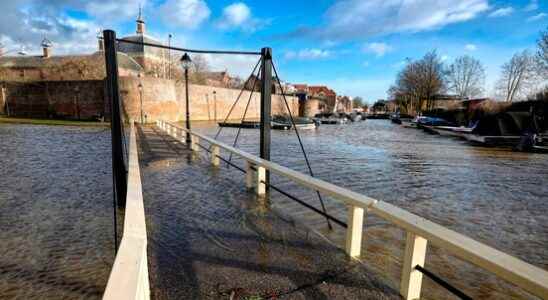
[180,53,192,70]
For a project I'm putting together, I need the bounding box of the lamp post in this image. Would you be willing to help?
[74,86,80,120]
[213,90,217,121]
[138,82,143,124]
[168,34,172,79]
[180,53,192,144]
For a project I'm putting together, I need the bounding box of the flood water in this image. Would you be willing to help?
[0,124,114,299]
[1,120,547,299]
[189,119,548,300]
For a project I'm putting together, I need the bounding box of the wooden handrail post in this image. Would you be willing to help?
[211,145,220,167]
[191,136,200,152]
[400,231,427,300]
[256,166,266,196]
[245,161,255,189]
[179,128,186,144]
[345,205,364,258]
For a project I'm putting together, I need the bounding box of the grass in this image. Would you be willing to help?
[0,116,109,127]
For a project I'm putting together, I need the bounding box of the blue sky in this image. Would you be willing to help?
[1,0,547,102]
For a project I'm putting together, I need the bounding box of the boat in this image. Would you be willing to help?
[401,116,447,128]
[218,121,260,128]
[390,113,413,125]
[367,113,390,119]
[425,125,474,137]
[313,113,348,125]
[272,115,318,130]
[219,115,318,130]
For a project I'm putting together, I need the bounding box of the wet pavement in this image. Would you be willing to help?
[137,125,401,299]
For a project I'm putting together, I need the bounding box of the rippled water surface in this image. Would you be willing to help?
[0,124,113,299]
[2,120,547,299]
[188,119,548,299]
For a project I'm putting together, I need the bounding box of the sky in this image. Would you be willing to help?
[0,0,547,103]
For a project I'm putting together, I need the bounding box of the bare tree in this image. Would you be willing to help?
[387,51,446,114]
[537,27,548,77]
[496,50,540,102]
[446,55,485,99]
[352,96,364,108]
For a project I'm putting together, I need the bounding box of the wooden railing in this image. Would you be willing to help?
[157,120,548,300]
[104,123,150,300]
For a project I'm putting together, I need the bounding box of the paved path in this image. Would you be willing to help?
[137,125,401,299]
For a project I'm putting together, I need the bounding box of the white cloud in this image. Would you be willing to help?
[284,48,331,60]
[363,42,392,57]
[465,44,477,51]
[441,55,450,61]
[219,3,250,27]
[159,0,210,29]
[86,0,145,20]
[216,2,266,32]
[305,0,488,41]
[488,7,514,18]
[0,1,101,55]
[201,53,259,78]
[527,13,547,22]
[524,0,539,12]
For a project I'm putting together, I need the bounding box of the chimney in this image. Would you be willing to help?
[41,37,52,58]
[97,30,104,51]
[98,38,104,51]
[136,5,145,34]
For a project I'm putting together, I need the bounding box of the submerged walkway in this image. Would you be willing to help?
[136,125,400,299]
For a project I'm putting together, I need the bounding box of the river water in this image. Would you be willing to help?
[189,119,548,300]
[0,124,114,299]
[1,120,546,299]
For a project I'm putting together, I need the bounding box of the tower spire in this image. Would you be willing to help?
[136,3,145,34]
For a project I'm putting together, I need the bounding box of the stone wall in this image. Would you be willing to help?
[1,77,299,121]
[0,86,6,114]
[119,77,299,122]
[1,80,106,119]
[304,98,327,117]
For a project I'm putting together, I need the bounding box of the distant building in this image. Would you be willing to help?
[203,71,232,88]
[287,84,344,117]
[335,95,352,113]
[116,9,172,78]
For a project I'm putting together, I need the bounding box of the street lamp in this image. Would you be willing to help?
[74,86,80,120]
[138,82,143,124]
[213,90,217,121]
[180,53,192,144]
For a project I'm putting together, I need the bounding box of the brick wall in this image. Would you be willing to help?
[2,81,106,119]
[1,77,299,121]
[119,77,299,122]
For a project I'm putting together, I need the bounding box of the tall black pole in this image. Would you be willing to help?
[260,47,272,190]
[104,29,127,208]
[185,68,191,144]
[139,89,143,124]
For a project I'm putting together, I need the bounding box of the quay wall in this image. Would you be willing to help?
[119,77,299,122]
[0,80,106,119]
[0,77,299,122]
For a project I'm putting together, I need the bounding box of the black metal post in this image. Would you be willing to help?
[260,47,272,189]
[103,30,127,208]
[139,89,143,124]
[185,68,191,144]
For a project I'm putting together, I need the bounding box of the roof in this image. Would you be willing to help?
[293,84,308,91]
[203,71,230,81]
[117,34,166,58]
[308,85,336,97]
